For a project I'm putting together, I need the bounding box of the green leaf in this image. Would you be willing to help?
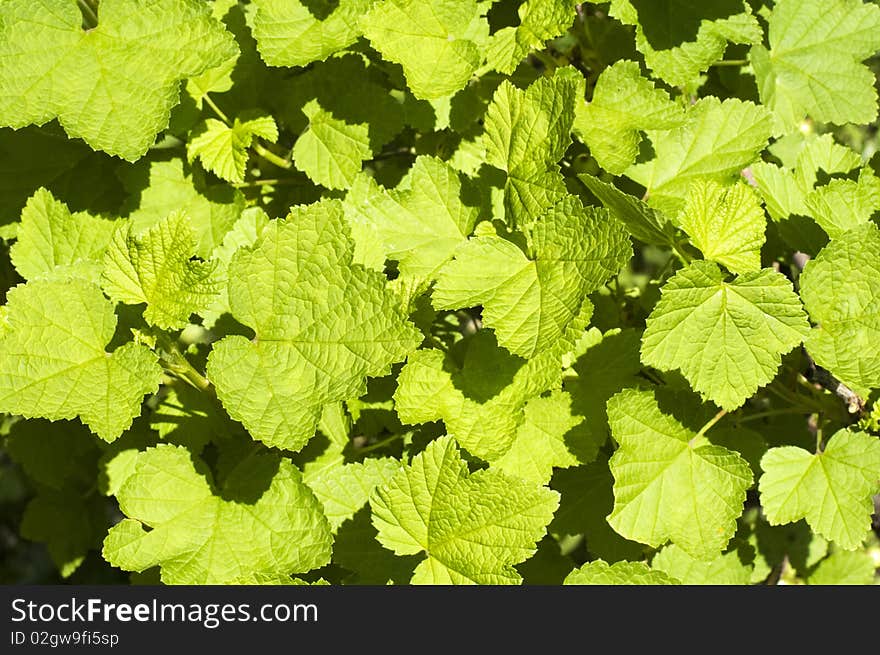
[201,207,271,326]
[0,0,237,160]
[333,507,420,584]
[361,0,488,100]
[483,70,580,226]
[103,444,332,584]
[188,115,278,184]
[5,419,100,490]
[0,126,123,226]
[610,0,761,87]
[10,188,119,283]
[252,0,374,67]
[394,330,563,461]
[305,457,400,532]
[493,390,600,485]
[641,261,810,410]
[626,97,773,213]
[677,180,766,275]
[484,0,578,74]
[370,435,559,584]
[799,223,880,396]
[607,389,753,559]
[751,134,861,222]
[272,54,405,153]
[564,560,679,585]
[343,157,479,283]
[433,197,630,358]
[549,458,645,563]
[804,168,880,240]
[292,100,371,190]
[564,328,645,442]
[120,159,245,258]
[578,174,675,246]
[651,545,752,585]
[0,279,161,441]
[574,60,684,175]
[21,490,106,578]
[807,550,877,585]
[750,0,880,128]
[102,211,221,330]
[759,429,880,549]
[149,383,231,452]
[207,199,421,451]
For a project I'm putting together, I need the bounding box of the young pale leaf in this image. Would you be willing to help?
[0,279,161,440]
[677,181,766,275]
[641,262,810,410]
[750,0,880,128]
[343,157,478,283]
[0,0,237,160]
[394,331,561,461]
[574,60,684,175]
[799,223,880,396]
[102,212,221,330]
[361,0,488,100]
[188,115,278,184]
[651,545,752,585]
[759,429,880,549]
[564,560,679,585]
[10,188,119,283]
[251,0,373,67]
[433,197,630,358]
[207,199,421,452]
[103,445,332,584]
[370,435,559,584]
[493,390,600,485]
[607,389,753,559]
[484,0,578,74]
[292,100,371,190]
[483,70,580,226]
[626,97,772,213]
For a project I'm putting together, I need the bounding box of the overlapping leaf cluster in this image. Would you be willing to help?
[0,0,878,586]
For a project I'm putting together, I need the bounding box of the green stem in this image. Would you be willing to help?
[737,408,811,423]
[157,336,212,392]
[77,0,98,28]
[815,418,824,453]
[639,368,665,386]
[357,433,404,455]
[767,380,812,408]
[231,178,308,188]
[369,147,415,162]
[253,143,292,169]
[711,59,749,67]
[691,408,727,445]
[530,49,558,72]
[672,240,694,266]
[203,94,231,126]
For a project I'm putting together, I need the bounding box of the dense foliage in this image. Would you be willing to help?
[1,0,879,586]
